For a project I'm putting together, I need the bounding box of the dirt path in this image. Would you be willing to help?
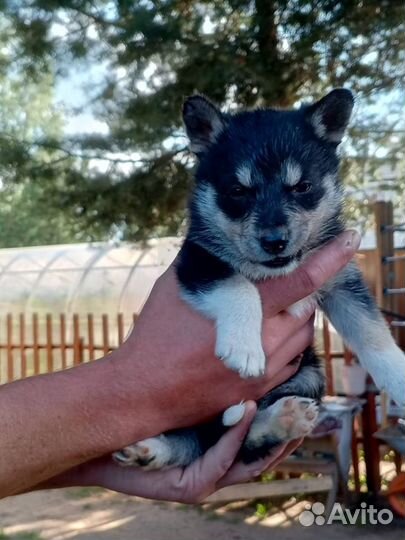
[0,488,403,540]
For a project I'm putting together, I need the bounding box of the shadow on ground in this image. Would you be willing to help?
[0,488,404,540]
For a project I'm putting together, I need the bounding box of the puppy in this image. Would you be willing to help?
[114,89,405,470]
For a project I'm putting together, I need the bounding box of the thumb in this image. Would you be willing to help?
[259,230,361,315]
[197,401,257,486]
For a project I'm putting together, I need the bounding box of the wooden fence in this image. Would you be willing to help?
[0,313,137,384]
[0,310,351,388]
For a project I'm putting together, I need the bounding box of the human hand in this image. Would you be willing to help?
[39,402,303,503]
[115,230,360,439]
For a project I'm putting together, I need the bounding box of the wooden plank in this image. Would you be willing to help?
[351,424,361,493]
[117,313,124,346]
[6,313,13,382]
[322,317,334,394]
[275,459,336,475]
[102,314,109,355]
[46,314,53,373]
[19,314,27,378]
[374,201,395,312]
[374,201,396,431]
[361,392,381,494]
[204,477,333,504]
[60,314,67,369]
[87,314,95,361]
[73,314,81,365]
[33,313,40,374]
[343,346,353,366]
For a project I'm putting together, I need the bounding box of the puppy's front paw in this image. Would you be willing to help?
[364,344,405,406]
[216,328,266,378]
[113,435,172,470]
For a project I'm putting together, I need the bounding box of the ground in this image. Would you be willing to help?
[0,488,404,540]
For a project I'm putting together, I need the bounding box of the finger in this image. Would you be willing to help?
[264,319,314,381]
[218,438,304,489]
[217,443,288,487]
[195,401,257,482]
[262,310,315,356]
[258,230,361,316]
[176,401,257,502]
[261,438,304,471]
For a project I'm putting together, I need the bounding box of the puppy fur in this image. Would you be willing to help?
[114,89,405,470]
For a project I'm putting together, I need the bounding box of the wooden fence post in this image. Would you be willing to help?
[374,201,396,314]
[73,314,83,365]
[60,314,67,369]
[0,311,139,381]
[19,314,26,379]
[46,314,53,372]
[102,314,109,355]
[33,313,40,375]
[6,314,13,382]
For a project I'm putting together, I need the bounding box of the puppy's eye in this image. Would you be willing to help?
[290,181,312,194]
[229,184,250,198]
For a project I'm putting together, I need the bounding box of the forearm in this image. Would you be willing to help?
[0,346,167,497]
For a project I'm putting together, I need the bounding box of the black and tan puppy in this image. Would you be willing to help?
[114,90,405,469]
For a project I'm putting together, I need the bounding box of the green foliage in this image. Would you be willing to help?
[255,502,270,519]
[0,532,41,540]
[0,1,404,245]
[64,486,105,499]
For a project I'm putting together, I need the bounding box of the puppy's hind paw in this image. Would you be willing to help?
[113,435,172,470]
[247,396,319,449]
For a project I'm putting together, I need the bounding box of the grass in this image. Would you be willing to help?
[64,486,104,499]
[255,502,270,519]
[0,532,41,540]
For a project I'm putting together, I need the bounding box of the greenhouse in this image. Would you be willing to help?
[0,238,181,380]
[0,237,181,316]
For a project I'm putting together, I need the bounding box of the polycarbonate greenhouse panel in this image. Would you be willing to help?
[0,238,181,316]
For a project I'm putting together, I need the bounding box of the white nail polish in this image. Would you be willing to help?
[222,403,246,426]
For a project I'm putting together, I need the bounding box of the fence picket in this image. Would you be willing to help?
[46,314,53,372]
[73,314,81,365]
[19,314,26,379]
[117,313,124,345]
[102,314,109,355]
[7,314,13,381]
[88,314,95,361]
[60,314,67,369]
[33,313,40,375]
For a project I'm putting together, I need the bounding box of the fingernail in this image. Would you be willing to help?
[222,403,246,426]
[340,230,361,250]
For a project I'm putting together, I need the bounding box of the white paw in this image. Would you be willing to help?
[112,435,171,470]
[287,294,317,319]
[215,327,266,378]
[362,344,405,406]
[248,397,319,445]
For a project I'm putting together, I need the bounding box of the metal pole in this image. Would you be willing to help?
[383,255,405,263]
[384,288,405,295]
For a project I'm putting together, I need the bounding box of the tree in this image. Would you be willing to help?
[1,0,404,243]
[0,16,110,246]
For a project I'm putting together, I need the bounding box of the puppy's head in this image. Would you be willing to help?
[183,89,354,278]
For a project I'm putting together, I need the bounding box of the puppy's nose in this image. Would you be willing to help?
[260,229,288,255]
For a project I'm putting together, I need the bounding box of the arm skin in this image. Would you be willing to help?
[31,402,304,504]
[0,230,360,498]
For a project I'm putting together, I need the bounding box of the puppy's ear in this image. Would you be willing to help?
[306,88,354,145]
[182,95,224,154]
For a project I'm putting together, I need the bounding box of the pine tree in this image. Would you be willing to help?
[1,1,404,243]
